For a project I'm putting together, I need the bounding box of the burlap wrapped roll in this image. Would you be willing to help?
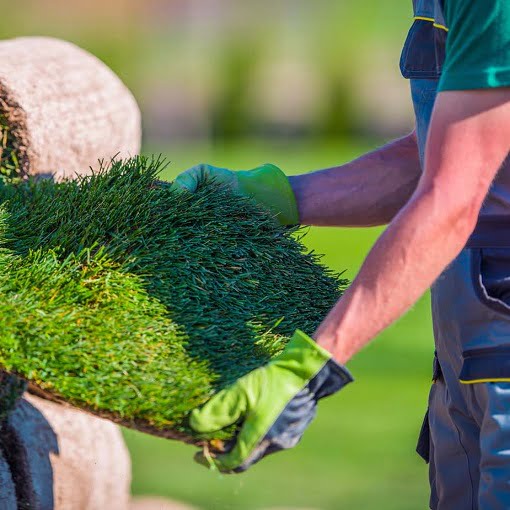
[0,36,141,180]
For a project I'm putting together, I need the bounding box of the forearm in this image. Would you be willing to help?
[313,185,476,363]
[289,132,421,227]
[313,90,510,365]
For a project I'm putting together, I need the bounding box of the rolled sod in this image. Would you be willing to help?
[0,157,347,443]
[0,37,141,181]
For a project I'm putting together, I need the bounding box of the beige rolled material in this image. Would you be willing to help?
[0,38,140,507]
[0,36,141,179]
[1,393,131,510]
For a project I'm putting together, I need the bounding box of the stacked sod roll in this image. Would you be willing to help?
[0,35,143,428]
[0,37,143,508]
[0,157,347,443]
[0,36,141,181]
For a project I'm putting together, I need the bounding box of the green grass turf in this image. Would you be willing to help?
[125,139,433,509]
[0,112,21,182]
[0,156,346,439]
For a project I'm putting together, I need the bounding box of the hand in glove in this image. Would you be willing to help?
[189,330,353,473]
[171,163,299,225]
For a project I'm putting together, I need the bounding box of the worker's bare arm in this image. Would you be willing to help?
[289,132,421,227]
[313,89,510,364]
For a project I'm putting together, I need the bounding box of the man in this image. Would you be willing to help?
[174,1,510,508]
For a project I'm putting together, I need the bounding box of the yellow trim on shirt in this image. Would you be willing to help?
[460,378,510,384]
[413,16,449,32]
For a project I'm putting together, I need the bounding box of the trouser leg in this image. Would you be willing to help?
[471,382,510,509]
[428,378,510,510]
[427,375,480,510]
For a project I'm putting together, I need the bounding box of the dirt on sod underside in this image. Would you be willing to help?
[0,157,347,444]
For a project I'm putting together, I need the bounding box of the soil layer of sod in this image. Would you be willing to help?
[0,157,347,444]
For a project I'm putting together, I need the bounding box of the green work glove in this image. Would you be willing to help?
[171,163,299,225]
[189,330,353,473]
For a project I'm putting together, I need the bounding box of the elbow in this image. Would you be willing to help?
[450,200,480,242]
[419,185,481,245]
[436,200,479,252]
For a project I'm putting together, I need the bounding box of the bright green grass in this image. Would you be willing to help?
[0,157,346,438]
[125,139,433,509]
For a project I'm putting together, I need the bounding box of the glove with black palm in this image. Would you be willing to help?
[190,330,353,473]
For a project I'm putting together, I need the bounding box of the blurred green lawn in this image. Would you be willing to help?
[125,139,433,510]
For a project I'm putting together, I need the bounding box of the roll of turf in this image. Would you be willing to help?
[0,157,347,444]
[0,37,141,181]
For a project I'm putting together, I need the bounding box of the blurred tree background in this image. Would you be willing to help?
[0,2,434,509]
[0,0,414,145]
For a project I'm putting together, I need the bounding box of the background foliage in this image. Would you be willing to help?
[0,0,414,143]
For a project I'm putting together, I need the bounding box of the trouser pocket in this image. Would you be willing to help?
[459,346,510,384]
[471,248,510,316]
